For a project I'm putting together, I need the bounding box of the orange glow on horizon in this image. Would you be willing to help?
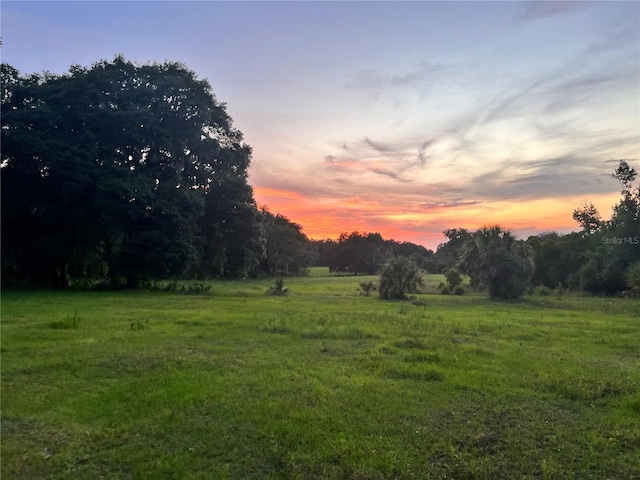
[253,185,621,249]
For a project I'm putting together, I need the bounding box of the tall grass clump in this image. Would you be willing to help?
[358,281,377,296]
[49,311,80,329]
[268,278,288,296]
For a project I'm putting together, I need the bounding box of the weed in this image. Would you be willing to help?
[358,281,377,296]
[180,283,211,295]
[260,317,290,334]
[48,311,80,329]
[268,278,288,296]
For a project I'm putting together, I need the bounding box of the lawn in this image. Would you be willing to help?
[2,270,639,479]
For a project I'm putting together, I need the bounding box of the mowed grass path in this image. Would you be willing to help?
[2,271,639,479]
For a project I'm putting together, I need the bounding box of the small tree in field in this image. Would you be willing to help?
[444,268,462,288]
[459,226,534,300]
[378,256,424,300]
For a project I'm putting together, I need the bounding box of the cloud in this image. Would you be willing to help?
[364,137,396,154]
[520,1,588,21]
[421,199,482,211]
[249,2,638,247]
[465,156,622,201]
[347,61,447,92]
[323,134,446,184]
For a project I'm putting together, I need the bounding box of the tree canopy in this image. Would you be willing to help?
[1,57,262,286]
[570,160,640,293]
[458,226,535,300]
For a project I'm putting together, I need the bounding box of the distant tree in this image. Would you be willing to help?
[313,235,433,274]
[388,241,434,270]
[313,239,340,271]
[378,256,424,300]
[443,268,463,288]
[434,228,473,272]
[198,174,264,279]
[572,202,603,236]
[459,226,534,300]
[336,232,387,274]
[260,210,316,276]
[571,160,640,294]
[526,232,588,289]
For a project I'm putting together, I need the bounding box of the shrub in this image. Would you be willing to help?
[533,285,552,296]
[459,226,534,300]
[180,283,211,295]
[440,285,451,295]
[626,261,640,291]
[444,268,463,288]
[268,278,288,296]
[453,285,465,295]
[49,311,80,329]
[378,256,424,300]
[358,281,377,296]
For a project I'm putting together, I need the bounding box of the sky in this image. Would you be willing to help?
[2,1,638,249]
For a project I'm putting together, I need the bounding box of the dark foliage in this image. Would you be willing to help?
[1,57,261,287]
[260,210,316,276]
[313,233,433,275]
[459,226,534,300]
[378,256,424,300]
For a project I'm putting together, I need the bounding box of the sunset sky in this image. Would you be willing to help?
[2,1,638,249]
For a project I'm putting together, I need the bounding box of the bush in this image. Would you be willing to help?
[444,268,462,288]
[180,283,211,295]
[49,311,80,329]
[459,226,534,300]
[440,285,451,295]
[379,256,424,300]
[453,285,465,295]
[626,261,640,291]
[533,285,552,296]
[268,278,288,296]
[358,281,377,296]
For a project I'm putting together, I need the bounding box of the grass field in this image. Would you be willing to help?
[2,269,639,479]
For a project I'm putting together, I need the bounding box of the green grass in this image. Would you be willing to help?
[2,271,639,479]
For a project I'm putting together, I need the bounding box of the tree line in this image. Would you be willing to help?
[1,58,315,287]
[2,57,638,297]
[428,160,639,298]
[0,57,439,288]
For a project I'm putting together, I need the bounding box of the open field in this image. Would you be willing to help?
[2,269,639,479]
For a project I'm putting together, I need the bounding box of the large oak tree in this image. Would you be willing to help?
[1,57,262,286]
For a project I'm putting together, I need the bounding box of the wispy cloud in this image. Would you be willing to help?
[247,2,638,246]
[520,1,588,21]
[347,61,448,91]
[421,199,482,211]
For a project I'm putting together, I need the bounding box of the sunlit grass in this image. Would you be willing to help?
[2,274,639,478]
